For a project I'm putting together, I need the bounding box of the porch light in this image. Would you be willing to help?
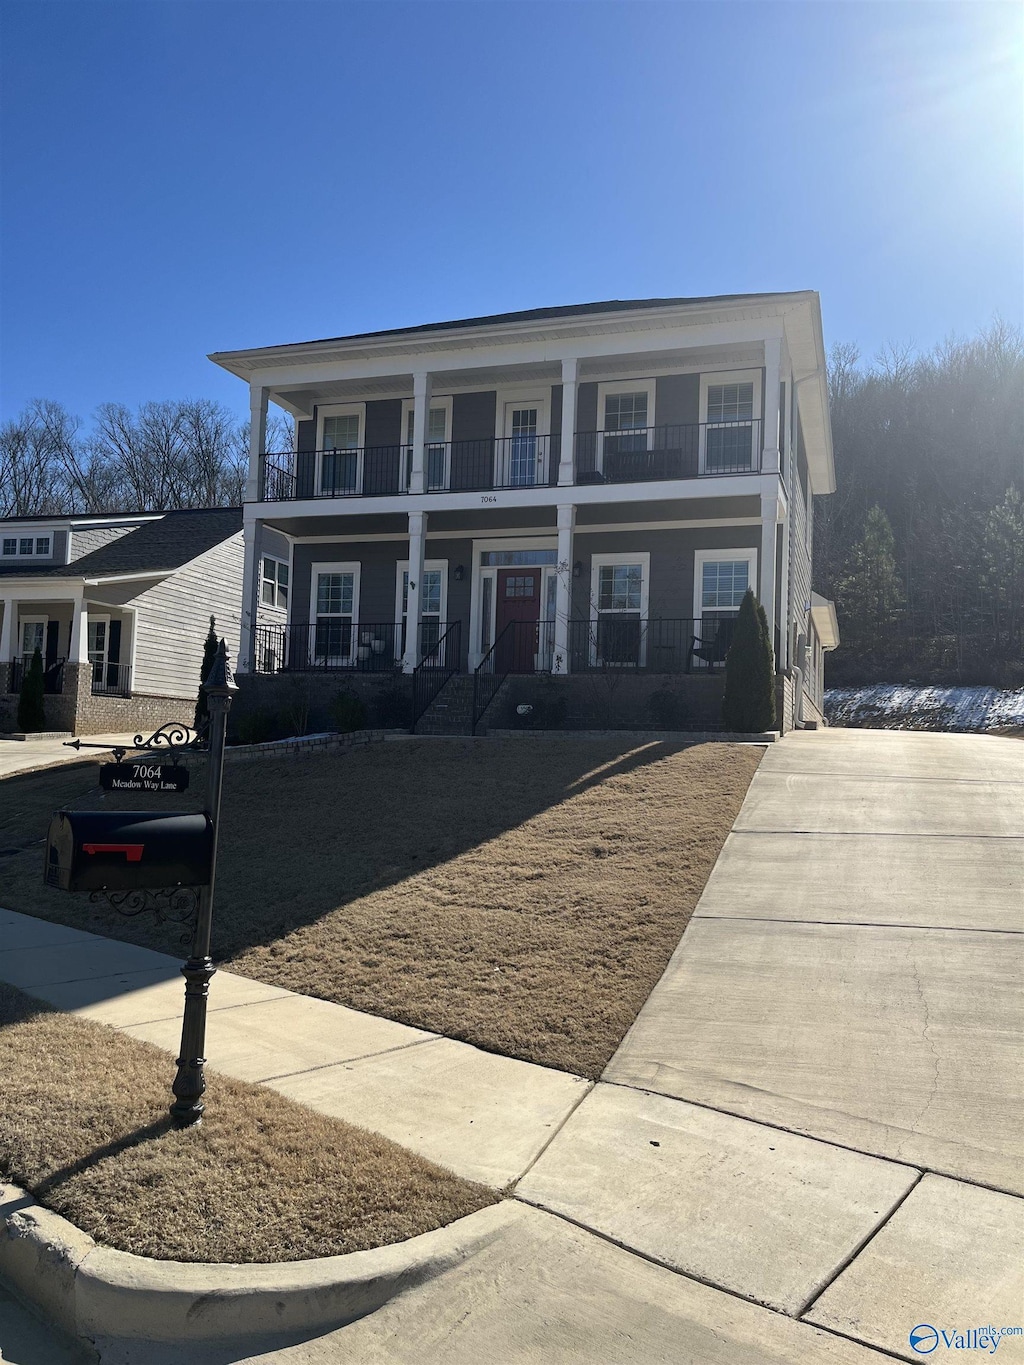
[573,560,582,578]
[453,564,465,581]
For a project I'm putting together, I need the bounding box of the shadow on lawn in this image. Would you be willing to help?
[0,736,700,960]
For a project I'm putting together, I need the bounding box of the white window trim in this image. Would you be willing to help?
[698,369,762,475]
[493,387,552,489]
[3,534,52,559]
[315,403,366,496]
[19,614,47,659]
[468,536,557,669]
[260,554,289,611]
[589,551,650,667]
[309,560,361,665]
[394,559,448,664]
[400,397,453,492]
[595,379,657,472]
[692,549,758,622]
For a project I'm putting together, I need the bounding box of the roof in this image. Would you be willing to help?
[810,592,840,650]
[210,292,814,361]
[0,507,242,580]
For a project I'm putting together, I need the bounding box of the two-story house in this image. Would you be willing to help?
[211,293,838,733]
[0,507,243,735]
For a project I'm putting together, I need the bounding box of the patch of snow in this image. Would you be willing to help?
[825,686,1024,733]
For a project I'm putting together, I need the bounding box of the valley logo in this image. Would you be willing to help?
[909,1323,1023,1355]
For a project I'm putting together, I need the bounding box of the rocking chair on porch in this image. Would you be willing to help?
[691,620,734,668]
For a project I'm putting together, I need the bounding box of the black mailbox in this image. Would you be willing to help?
[45,810,213,892]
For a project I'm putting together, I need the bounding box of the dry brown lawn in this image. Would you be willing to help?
[0,738,761,1078]
[0,981,494,1262]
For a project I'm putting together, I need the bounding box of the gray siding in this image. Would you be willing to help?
[296,419,316,498]
[655,373,699,427]
[68,524,139,562]
[130,532,244,698]
[571,527,760,621]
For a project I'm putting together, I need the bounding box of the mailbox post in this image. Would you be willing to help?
[170,640,235,1128]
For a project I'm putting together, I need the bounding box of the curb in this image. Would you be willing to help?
[0,1181,515,1349]
[484,728,779,743]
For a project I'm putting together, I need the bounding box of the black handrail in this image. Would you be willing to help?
[470,619,556,733]
[410,620,462,732]
[471,620,514,735]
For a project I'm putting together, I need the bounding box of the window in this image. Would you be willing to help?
[261,555,289,609]
[402,403,450,490]
[597,381,656,468]
[317,406,364,495]
[20,618,45,662]
[701,559,750,615]
[312,564,359,663]
[396,560,447,660]
[481,549,557,567]
[2,534,51,557]
[692,551,756,664]
[589,554,649,667]
[700,371,760,473]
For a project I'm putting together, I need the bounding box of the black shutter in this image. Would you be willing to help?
[45,621,59,669]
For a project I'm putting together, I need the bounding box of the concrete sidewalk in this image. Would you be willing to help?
[0,733,140,780]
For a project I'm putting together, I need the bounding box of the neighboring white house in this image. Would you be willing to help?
[0,507,243,735]
[210,294,838,731]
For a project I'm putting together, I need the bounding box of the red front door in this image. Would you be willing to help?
[496,569,541,671]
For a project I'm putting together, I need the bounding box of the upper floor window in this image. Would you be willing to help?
[2,534,51,558]
[402,400,451,490]
[701,372,759,473]
[317,405,364,496]
[596,381,656,470]
[261,555,289,609]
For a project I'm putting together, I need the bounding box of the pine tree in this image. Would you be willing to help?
[193,616,218,731]
[836,505,904,657]
[17,647,46,733]
[721,589,776,733]
[981,486,1024,653]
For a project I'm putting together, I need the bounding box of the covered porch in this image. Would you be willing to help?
[0,591,134,701]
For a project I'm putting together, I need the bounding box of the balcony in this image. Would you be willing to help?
[257,420,762,502]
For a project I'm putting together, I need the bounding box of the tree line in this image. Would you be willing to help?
[815,320,1023,687]
[0,398,291,516]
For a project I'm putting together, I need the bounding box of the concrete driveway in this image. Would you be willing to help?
[0,732,140,780]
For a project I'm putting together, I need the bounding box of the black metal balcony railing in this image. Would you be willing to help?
[252,621,458,675]
[7,657,66,695]
[573,420,762,484]
[91,661,132,697]
[257,420,761,502]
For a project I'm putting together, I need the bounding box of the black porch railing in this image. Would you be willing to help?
[574,420,762,484]
[567,617,738,673]
[471,619,556,733]
[7,657,66,695]
[91,661,132,697]
[410,620,462,732]
[252,620,458,674]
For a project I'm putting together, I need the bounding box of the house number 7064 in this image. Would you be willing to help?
[480,495,497,504]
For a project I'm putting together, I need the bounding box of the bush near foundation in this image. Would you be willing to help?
[17,647,45,733]
[721,589,776,733]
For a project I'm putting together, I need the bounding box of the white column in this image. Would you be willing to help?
[761,337,782,476]
[237,519,259,673]
[402,511,427,672]
[778,500,791,670]
[760,491,779,664]
[68,591,88,665]
[558,358,578,487]
[409,372,432,495]
[0,601,14,682]
[246,385,269,502]
[552,503,575,674]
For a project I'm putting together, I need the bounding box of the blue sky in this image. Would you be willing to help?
[1,0,1020,426]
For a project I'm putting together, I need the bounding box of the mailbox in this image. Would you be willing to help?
[45,810,213,892]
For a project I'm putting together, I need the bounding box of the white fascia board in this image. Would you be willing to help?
[782,295,835,496]
[210,297,802,382]
[810,591,840,649]
[223,318,785,396]
[249,473,768,524]
[81,570,170,585]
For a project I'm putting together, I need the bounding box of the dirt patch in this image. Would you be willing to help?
[0,738,761,1078]
[0,981,494,1263]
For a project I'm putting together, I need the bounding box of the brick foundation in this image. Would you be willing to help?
[1,664,193,738]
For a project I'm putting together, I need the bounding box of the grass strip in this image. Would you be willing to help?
[0,981,495,1263]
